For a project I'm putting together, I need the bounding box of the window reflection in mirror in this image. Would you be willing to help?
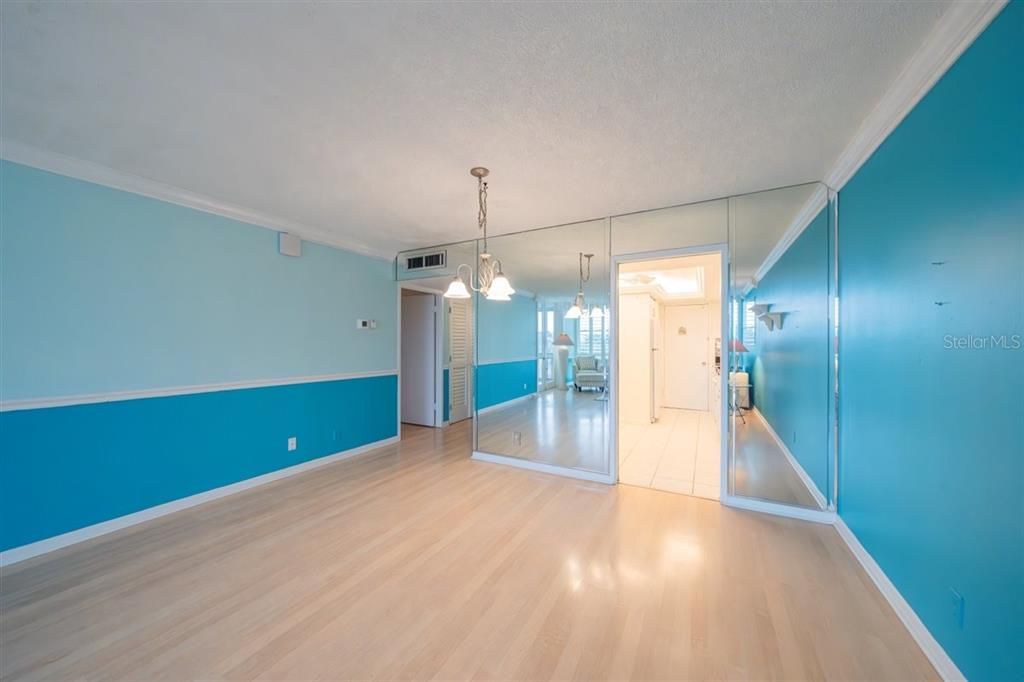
[473,219,610,474]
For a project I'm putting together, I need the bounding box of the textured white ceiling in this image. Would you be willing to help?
[0,1,949,256]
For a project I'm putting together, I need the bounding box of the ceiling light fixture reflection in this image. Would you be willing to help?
[444,167,515,302]
[565,252,594,319]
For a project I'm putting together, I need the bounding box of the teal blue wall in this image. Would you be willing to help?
[749,208,831,498]
[1,375,397,551]
[0,161,399,552]
[475,292,537,409]
[838,4,1023,680]
[475,360,537,410]
[443,368,450,422]
[0,161,397,401]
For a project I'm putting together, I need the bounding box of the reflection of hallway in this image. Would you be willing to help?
[618,408,720,500]
[733,410,822,508]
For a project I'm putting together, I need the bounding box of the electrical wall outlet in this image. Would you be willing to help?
[523,383,528,390]
[287,437,297,451]
[513,431,522,446]
[950,589,965,629]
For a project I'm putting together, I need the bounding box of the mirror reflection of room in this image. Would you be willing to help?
[474,221,609,473]
[617,252,723,500]
[728,182,833,510]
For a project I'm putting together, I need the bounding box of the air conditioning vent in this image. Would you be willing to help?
[406,250,446,271]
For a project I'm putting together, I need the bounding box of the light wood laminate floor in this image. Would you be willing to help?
[1,421,934,681]
[477,389,608,472]
[733,409,822,509]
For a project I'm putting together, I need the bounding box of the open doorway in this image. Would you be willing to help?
[614,249,726,500]
[400,287,443,427]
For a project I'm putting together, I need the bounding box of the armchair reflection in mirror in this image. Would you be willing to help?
[474,220,610,475]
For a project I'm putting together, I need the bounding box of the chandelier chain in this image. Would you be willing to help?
[478,177,488,251]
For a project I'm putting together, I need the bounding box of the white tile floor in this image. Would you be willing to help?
[618,408,721,500]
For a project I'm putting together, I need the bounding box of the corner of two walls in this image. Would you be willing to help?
[0,160,399,554]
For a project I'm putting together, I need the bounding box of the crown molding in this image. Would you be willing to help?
[0,138,396,261]
[745,0,1007,297]
[825,0,1008,191]
[745,183,829,294]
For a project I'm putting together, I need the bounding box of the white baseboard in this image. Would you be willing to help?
[834,518,965,682]
[0,434,400,567]
[471,451,615,485]
[721,494,836,525]
[476,392,536,416]
[750,407,828,510]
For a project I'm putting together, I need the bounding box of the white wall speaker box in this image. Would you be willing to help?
[278,232,302,257]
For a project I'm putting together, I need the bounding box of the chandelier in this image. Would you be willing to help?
[565,252,603,319]
[443,167,515,301]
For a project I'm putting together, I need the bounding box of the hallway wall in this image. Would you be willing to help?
[838,4,1023,679]
[748,207,830,499]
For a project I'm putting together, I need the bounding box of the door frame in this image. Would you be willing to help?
[609,244,729,499]
[397,283,445,429]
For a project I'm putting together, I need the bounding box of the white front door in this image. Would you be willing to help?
[663,304,709,410]
[401,294,437,426]
[448,298,474,423]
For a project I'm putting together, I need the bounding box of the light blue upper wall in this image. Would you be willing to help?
[0,160,400,552]
[0,161,397,402]
[749,207,830,498]
[838,4,1023,680]
[476,292,536,365]
[474,292,537,409]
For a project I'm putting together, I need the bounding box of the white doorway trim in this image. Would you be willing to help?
[609,244,729,498]
[397,283,445,429]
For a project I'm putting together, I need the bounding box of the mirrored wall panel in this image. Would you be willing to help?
[609,197,730,501]
[473,220,610,474]
[727,182,835,510]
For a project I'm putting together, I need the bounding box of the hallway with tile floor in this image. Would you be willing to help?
[618,408,720,499]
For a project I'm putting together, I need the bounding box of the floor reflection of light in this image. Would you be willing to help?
[662,534,703,566]
[566,555,584,592]
[616,560,649,586]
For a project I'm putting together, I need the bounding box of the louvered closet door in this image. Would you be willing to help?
[448,299,474,423]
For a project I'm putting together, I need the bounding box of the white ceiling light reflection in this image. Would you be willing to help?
[615,561,649,586]
[563,555,652,594]
[661,534,704,568]
[566,555,584,592]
